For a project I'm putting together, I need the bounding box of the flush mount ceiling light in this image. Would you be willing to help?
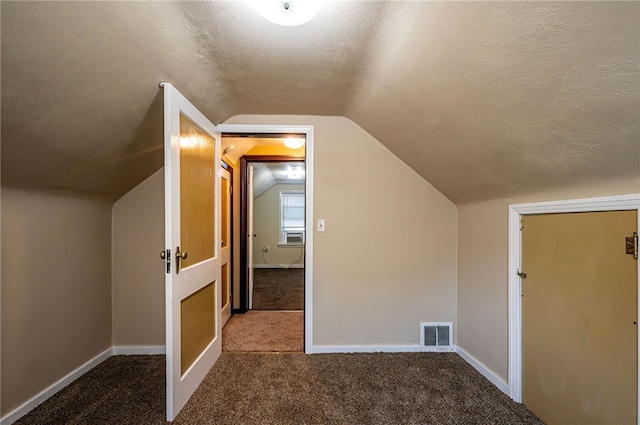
[283,137,305,149]
[253,1,323,27]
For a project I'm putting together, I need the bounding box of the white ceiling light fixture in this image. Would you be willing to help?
[283,137,305,149]
[253,1,323,27]
[287,168,305,179]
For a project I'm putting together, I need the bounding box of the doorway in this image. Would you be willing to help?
[249,160,305,310]
[241,156,306,313]
[224,156,306,352]
[216,129,312,353]
[507,194,640,422]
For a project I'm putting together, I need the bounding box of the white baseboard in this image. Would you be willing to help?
[455,345,509,395]
[0,347,113,425]
[311,345,455,354]
[112,345,166,355]
[253,263,304,269]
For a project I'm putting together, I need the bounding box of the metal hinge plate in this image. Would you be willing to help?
[625,232,638,259]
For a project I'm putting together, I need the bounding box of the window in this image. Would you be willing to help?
[280,190,305,245]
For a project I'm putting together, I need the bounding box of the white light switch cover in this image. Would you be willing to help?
[317,219,325,232]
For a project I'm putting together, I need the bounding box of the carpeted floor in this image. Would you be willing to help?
[222,311,303,352]
[15,353,544,425]
[15,355,165,425]
[253,268,304,310]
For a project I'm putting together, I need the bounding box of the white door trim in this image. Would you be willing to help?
[508,193,640,423]
[218,124,315,354]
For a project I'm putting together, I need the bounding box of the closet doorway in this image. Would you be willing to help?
[242,157,306,312]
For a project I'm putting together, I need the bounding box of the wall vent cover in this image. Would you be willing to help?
[420,322,453,351]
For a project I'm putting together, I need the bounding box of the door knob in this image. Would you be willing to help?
[175,247,188,273]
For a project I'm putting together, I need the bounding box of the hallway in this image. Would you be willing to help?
[222,311,303,353]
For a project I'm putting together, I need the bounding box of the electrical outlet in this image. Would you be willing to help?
[262,245,268,253]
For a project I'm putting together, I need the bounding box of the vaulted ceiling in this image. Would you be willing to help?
[2,1,638,203]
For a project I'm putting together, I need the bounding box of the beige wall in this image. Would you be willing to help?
[111,169,165,346]
[1,189,112,415]
[457,176,640,381]
[253,183,305,267]
[224,115,458,346]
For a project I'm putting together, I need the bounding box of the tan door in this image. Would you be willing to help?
[220,165,232,326]
[162,83,222,421]
[522,210,638,425]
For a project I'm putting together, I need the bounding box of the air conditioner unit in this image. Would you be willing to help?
[284,231,304,244]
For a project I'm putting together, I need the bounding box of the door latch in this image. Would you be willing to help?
[160,249,171,274]
[517,270,527,279]
[625,232,638,259]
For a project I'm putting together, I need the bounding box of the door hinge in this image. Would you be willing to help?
[230,186,233,195]
[626,232,638,259]
[517,270,527,279]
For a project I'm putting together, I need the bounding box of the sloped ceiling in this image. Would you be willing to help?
[2,1,638,202]
[252,162,306,199]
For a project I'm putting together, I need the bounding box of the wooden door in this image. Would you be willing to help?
[220,165,232,326]
[162,83,222,421]
[522,210,637,425]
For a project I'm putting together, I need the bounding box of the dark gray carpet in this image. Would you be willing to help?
[15,353,544,425]
[253,268,304,310]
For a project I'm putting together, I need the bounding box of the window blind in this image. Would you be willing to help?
[281,192,305,229]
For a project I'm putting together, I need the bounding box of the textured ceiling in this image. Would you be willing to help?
[252,162,306,198]
[2,1,638,202]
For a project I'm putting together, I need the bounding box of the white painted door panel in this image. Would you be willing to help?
[162,82,222,421]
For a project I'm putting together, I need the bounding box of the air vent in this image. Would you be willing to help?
[420,322,453,351]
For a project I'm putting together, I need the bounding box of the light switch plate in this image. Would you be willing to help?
[317,219,325,232]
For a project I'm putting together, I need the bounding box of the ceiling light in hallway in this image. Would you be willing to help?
[283,137,305,149]
[253,1,323,26]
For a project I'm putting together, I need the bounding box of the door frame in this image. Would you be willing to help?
[217,124,314,354]
[508,194,640,417]
[239,155,305,313]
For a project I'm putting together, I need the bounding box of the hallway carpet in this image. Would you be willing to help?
[15,353,544,425]
[252,268,303,310]
[222,311,303,352]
